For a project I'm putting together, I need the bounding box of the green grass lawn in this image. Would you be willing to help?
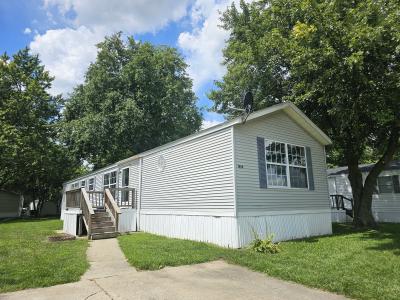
[118,223,400,300]
[0,218,89,293]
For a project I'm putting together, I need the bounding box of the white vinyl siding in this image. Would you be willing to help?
[140,128,235,214]
[329,170,400,221]
[234,111,330,213]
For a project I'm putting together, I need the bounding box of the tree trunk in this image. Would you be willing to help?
[347,159,376,227]
[348,123,400,228]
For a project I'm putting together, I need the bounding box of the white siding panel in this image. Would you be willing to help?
[333,175,353,199]
[141,128,235,214]
[331,210,352,223]
[234,111,331,212]
[237,211,332,247]
[63,211,80,236]
[140,213,239,247]
[329,170,400,223]
[119,208,137,232]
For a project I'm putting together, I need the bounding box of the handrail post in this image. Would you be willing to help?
[80,188,95,237]
[104,188,121,232]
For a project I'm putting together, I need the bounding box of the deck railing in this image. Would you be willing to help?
[104,189,121,230]
[66,187,137,210]
[65,189,81,208]
[87,191,104,209]
[109,188,137,208]
[330,194,354,218]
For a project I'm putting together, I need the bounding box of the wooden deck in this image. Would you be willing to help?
[65,187,137,239]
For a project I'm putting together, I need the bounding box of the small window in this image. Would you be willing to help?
[377,176,394,193]
[88,178,94,191]
[104,171,117,189]
[103,173,110,186]
[265,140,308,188]
[121,168,130,202]
[122,168,129,187]
[288,145,308,188]
[265,141,288,187]
[81,180,86,187]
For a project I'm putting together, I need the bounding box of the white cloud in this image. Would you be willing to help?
[23,28,32,34]
[30,26,102,95]
[44,0,189,34]
[178,0,232,92]
[31,0,191,95]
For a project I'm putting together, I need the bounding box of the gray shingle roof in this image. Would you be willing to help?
[327,160,400,176]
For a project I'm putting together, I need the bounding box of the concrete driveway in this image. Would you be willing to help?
[1,239,347,300]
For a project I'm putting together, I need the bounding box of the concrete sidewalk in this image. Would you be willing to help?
[1,238,347,300]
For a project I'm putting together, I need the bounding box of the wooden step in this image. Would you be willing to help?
[91,226,116,234]
[92,221,114,228]
[93,211,108,216]
[91,232,118,240]
[91,216,112,222]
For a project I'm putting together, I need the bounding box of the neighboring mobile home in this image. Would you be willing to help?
[328,161,400,223]
[61,102,333,248]
[0,190,24,219]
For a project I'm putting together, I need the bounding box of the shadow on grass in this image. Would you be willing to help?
[283,223,400,253]
[357,223,400,255]
[0,217,59,224]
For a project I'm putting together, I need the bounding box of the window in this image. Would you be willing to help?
[265,139,308,189]
[288,145,308,188]
[88,178,94,191]
[121,168,130,202]
[265,141,288,187]
[377,176,394,193]
[122,168,129,187]
[103,171,117,190]
[80,180,86,188]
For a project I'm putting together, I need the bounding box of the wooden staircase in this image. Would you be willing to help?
[65,188,122,240]
[90,209,118,240]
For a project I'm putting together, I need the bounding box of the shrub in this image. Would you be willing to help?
[248,228,281,254]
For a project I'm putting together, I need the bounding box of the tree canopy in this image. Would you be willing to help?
[61,33,202,169]
[0,49,80,209]
[210,0,400,226]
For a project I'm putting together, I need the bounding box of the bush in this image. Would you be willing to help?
[248,228,281,254]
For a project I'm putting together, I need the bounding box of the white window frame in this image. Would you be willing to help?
[88,178,95,191]
[103,171,117,190]
[265,139,309,189]
[376,175,395,194]
[80,180,86,188]
[120,167,130,203]
[121,167,130,188]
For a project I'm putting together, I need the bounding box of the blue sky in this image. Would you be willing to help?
[0,0,233,127]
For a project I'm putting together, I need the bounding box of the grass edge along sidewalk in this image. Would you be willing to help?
[118,223,400,300]
[0,218,89,293]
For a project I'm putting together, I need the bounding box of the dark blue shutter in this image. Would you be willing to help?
[256,137,267,188]
[393,175,400,193]
[306,147,315,190]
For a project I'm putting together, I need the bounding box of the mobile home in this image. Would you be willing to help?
[61,102,333,248]
[328,161,400,223]
[0,190,24,219]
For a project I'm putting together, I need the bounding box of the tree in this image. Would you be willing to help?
[61,33,202,169]
[210,0,400,227]
[0,49,81,214]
